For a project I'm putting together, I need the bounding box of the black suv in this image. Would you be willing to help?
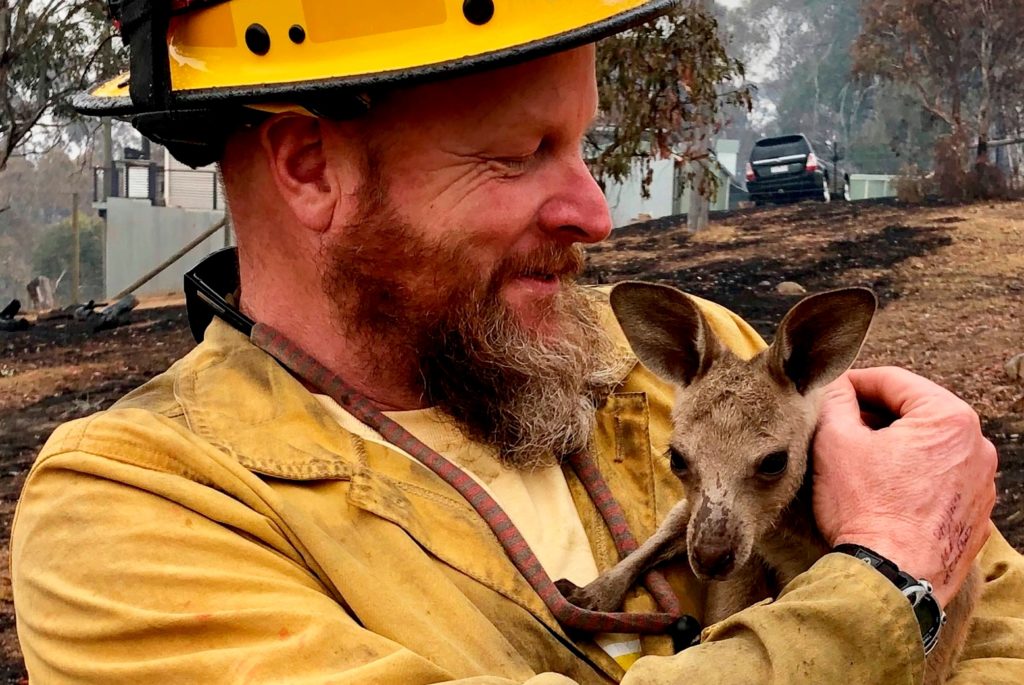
[745,134,847,205]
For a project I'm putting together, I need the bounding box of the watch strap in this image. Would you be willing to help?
[833,544,909,589]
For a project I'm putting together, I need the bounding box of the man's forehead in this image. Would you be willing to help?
[378,47,598,132]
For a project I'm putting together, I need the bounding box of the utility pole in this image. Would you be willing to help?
[99,22,118,301]
[102,117,114,200]
[71,193,81,305]
[100,21,117,202]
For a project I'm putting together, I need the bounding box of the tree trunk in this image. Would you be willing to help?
[687,0,713,233]
[0,2,12,171]
[976,2,993,161]
[687,150,710,232]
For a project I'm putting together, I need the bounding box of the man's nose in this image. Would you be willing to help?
[537,156,613,245]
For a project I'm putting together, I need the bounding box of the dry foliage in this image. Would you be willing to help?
[854,0,1024,198]
[591,2,751,199]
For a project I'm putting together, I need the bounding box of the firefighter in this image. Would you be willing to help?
[11,2,1023,683]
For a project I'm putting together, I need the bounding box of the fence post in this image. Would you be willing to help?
[71,193,81,305]
[149,162,159,205]
[832,142,840,196]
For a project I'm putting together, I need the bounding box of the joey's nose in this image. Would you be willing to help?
[693,545,736,579]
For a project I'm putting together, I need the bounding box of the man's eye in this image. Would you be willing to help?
[493,139,547,172]
[668,447,689,475]
[497,156,531,170]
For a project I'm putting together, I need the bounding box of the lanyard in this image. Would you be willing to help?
[251,322,695,636]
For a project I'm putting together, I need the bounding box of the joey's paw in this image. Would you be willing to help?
[565,580,626,613]
[554,578,580,598]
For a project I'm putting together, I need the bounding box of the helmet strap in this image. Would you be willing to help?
[110,0,173,110]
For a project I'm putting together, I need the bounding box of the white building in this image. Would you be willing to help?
[603,139,743,228]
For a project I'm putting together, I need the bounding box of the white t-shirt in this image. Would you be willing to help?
[315,395,644,670]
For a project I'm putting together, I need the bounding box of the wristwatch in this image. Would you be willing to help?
[833,544,946,655]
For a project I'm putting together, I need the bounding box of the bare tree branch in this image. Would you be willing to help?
[0,0,120,170]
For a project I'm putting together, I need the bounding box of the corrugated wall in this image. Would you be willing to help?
[104,198,230,299]
[604,159,678,228]
[164,150,224,210]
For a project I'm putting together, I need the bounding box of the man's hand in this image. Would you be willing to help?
[813,367,997,607]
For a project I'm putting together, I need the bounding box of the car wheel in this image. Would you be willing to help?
[820,178,831,203]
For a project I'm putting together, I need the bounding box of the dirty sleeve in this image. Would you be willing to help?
[625,531,1024,684]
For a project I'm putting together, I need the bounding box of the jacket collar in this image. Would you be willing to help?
[178,318,361,479]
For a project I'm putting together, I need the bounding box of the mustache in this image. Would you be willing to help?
[491,244,586,286]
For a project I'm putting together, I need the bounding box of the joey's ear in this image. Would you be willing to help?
[768,287,877,394]
[610,281,722,386]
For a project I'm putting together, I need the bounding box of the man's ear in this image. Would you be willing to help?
[610,281,722,387]
[768,287,877,394]
[260,115,344,233]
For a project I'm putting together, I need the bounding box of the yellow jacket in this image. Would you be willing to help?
[11,298,1024,684]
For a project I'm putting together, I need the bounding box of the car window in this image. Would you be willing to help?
[751,136,811,162]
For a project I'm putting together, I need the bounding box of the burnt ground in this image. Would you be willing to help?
[0,199,1022,680]
[0,306,195,682]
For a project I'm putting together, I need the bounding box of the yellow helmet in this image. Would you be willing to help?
[77,0,677,165]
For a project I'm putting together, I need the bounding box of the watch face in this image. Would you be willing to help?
[915,600,939,635]
[914,595,944,653]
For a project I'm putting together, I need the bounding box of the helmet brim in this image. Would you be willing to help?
[76,0,677,117]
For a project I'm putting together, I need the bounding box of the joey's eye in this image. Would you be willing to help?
[756,451,789,478]
[668,447,690,476]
